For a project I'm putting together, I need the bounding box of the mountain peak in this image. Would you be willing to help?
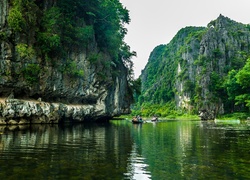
[208,14,238,29]
[218,14,228,20]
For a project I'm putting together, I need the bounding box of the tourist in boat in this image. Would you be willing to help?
[151,115,158,122]
[132,116,137,122]
[132,115,143,123]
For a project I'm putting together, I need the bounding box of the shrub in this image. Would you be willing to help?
[16,43,35,59]
[8,6,25,32]
[22,64,40,85]
[60,60,84,78]
[0,32,7,41]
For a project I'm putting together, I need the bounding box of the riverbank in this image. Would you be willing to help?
[117,114,200,121]
[216,112,250,120]
[117,112,250,121]
[0,97,101,125]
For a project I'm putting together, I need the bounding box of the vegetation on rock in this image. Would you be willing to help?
[135,15,250,119]
[3,0,136,103]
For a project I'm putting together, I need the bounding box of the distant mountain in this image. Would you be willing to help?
[139,15,250,119]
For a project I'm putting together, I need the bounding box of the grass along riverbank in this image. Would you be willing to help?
[116,112,250,121]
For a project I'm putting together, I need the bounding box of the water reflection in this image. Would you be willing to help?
[0,123,133,179]
[124,124,151,180]
[127,120,250,179]
[1,120,250,179]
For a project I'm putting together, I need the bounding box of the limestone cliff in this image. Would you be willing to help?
[140,15,250,120]
[0,0,133,123]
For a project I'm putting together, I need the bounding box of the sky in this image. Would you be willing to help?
[119,0,250,78]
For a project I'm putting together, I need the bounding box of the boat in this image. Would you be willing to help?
[151,116,158,122]
[132,116,143,123]
[132,119,144,123]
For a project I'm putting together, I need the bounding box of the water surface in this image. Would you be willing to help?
[0,120,250,179]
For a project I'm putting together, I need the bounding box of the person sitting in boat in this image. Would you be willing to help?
[137,115,142,121]
[152,115,158,121]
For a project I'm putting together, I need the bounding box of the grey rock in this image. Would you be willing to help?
[0,0,132,122]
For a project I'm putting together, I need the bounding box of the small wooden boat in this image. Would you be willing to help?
[132,119,143,123]
[132,117,143,123]
[151,116,158,122]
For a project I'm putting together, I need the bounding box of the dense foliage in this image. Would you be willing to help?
[135,16,250,118]
[7,0,135,87]
[134,27,205,117]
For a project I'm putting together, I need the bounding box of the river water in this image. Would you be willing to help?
[0,119,250,179]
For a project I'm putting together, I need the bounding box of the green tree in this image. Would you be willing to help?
[8,0,39,33]
[235,59,250,108]
[224,70,243,112]
[7,0,136,102]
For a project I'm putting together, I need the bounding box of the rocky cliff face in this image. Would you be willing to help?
[0,0,132,124]
[186,15,250,119]
[140,15,250,120]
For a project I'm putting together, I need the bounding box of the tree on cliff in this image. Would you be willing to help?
[7,0,136,85]
[134,16,250,118]
[3,0,137,110]
[235,59,250,108]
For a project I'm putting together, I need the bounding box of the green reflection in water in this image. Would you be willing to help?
[1,120,250,179]
[0,123,133,180]
[128,120,250,180]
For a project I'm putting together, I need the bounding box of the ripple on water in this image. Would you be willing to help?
[124,144,151,180]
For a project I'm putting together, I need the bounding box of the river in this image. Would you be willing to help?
[0,119,250,179]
